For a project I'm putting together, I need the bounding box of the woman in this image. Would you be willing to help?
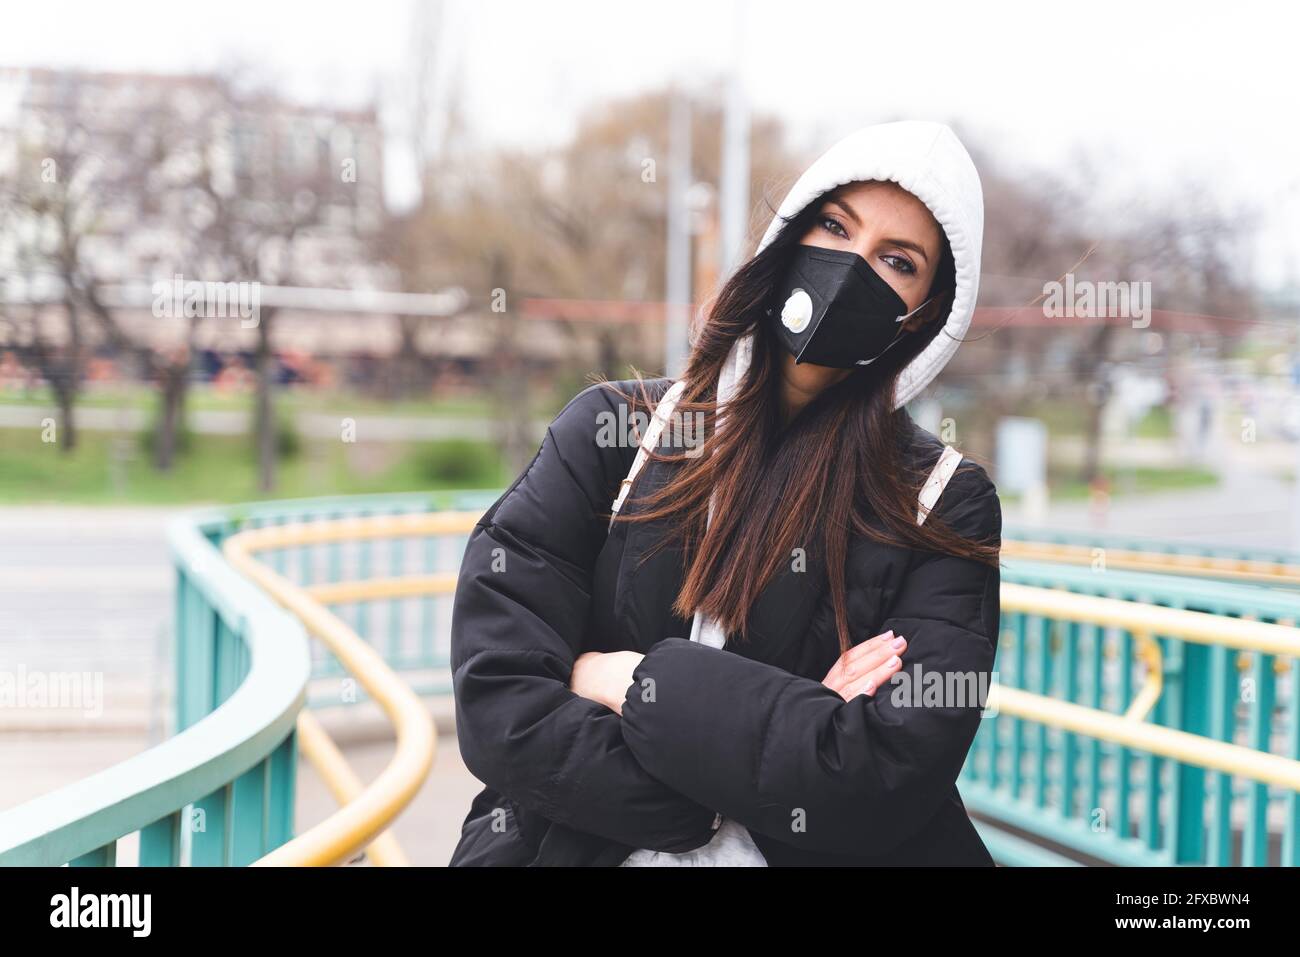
[448,120,1002,867]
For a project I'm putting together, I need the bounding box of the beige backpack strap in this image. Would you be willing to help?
[609,380,687,529]
[917,444,963,525]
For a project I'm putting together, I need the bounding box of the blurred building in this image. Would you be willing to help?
[0,66,386,286]
[0,67,669,388]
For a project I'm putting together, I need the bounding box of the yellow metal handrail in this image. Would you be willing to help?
[237,511,478,548]
[1122,632,1163,722]
[995,582,1300,790]
[221,514,483,866]
[304,574,460,606]
[1001,581,1300,657]
[1003,539,1300,587]
[292,709,409,865]
[988,685,1300,791]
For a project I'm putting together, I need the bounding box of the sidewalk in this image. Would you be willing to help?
[0,698,482,867]
[1004,432,1300,551]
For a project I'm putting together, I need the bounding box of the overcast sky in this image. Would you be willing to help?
[3,0,1297,291]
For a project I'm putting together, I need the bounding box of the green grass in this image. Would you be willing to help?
[0,385,505,419]
[998,465,1220,503]
[0,427,507,505]
[1018,399,1090,436]
[4,422,1220,507]
[1130,405,1175,438]
[1013,400,1176,440]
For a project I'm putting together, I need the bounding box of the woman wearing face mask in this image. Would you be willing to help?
[448,120,1001,867]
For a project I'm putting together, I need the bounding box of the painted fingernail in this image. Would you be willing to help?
[880,630,894,641]
[863,681,875,695]
[891,637,905,649]
[887,655,900,668]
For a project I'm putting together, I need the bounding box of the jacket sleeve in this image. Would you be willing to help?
[450,382,720,853]
[618,463,1002,857]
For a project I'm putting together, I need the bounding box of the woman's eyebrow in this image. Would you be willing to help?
[827,197,861,226]
[886,237,931,265]
[827,198,932,265]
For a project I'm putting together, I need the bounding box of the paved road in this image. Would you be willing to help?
[1008,433,1300,552]
[0,506,177,734]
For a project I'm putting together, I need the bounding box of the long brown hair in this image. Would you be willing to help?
[604,183,1000,655]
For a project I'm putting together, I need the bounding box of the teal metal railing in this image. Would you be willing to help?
[0,511,310,866]
[5,487,1299,868]
[1003,523,1300,590]
[1005,523,1300,573]
[967,553,1300,867]
[207,491,498,704]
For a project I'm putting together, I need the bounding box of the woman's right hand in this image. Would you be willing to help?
[821,629,907,701]
[570,650,644,716]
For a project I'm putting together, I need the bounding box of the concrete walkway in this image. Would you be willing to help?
[1003,432,1300,551]
[0,699,482,867]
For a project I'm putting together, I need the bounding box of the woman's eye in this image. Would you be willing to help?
[882,254,916,275]
[819,216,848,238]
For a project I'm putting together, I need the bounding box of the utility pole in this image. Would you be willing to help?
[409,0,446,203]
[719,0,751,279]
[664,88,692,378]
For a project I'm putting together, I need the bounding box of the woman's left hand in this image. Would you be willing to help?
[822,629,908,701]
[570,651,645,716]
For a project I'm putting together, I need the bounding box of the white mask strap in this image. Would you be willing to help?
[895,295,935,323]
[854,297,938,367]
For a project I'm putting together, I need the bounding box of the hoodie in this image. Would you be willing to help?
[689,120,985,646]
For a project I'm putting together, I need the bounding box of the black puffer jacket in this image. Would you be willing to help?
[448,377,1001,866]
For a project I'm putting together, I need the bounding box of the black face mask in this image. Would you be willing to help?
[766,245,934,368]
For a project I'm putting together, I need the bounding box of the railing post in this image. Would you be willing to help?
[1061,620,1080,818]
[266,729,298,851]
[1207,644,1236,864]
[1009,612,1027,801]
[1116,629,1133,840]
[1287,663,1300,866]
[231,759,269,866]
[1139,636,1165,856]
[177,572,217,732]
[139,811,183,866]
[1245,653,1277,865]
[69,842,117,866]
[190,784,232,866]
[1172,640,1210,863]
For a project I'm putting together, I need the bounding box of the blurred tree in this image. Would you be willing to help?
[0,72,229,463]
[0,74,103,452]
[187,72,337,491]
[380,83,798,472]
[943,134,1256,483]
[0,67,378,487]
[79,81,217,471]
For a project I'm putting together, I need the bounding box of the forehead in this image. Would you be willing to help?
[826,180,943,245]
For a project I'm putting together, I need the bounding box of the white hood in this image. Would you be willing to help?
[716,120,985,412]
